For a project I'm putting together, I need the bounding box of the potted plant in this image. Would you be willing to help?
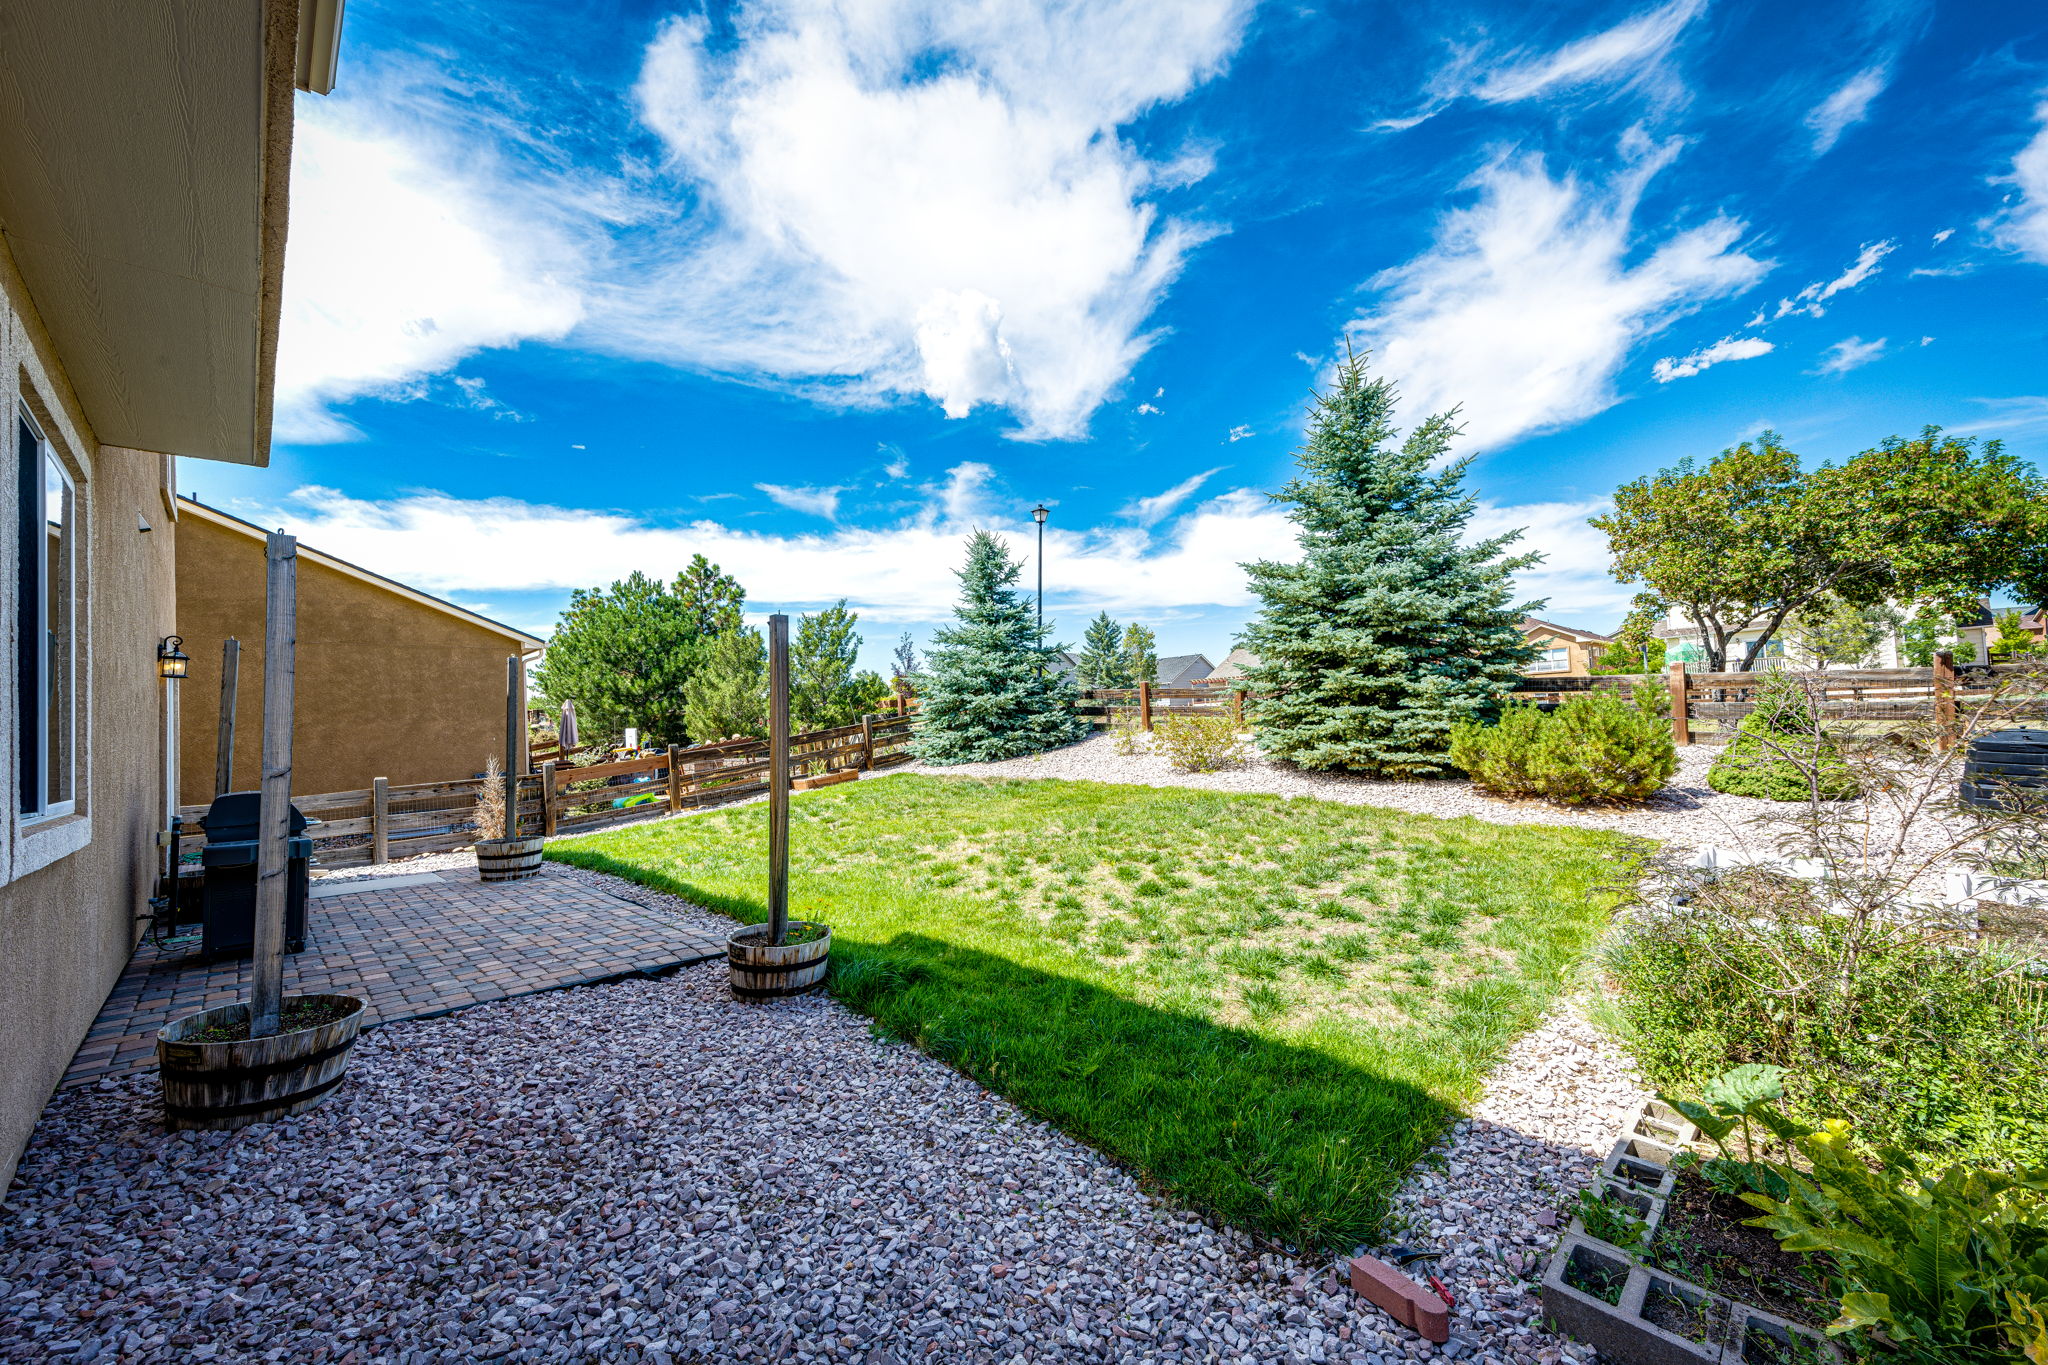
[474,753,543,881]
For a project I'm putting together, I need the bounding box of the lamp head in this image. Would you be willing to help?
[157,635,190,680]
[1031,504,1049,525]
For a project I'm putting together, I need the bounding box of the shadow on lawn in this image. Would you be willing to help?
[550,845,1456,1255]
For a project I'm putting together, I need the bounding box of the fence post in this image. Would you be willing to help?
[665,745,683,813]
[1668,661,1691,746]
[371,776,390,865]
[1231,688,1245,729]
[1138,682,1153,732]
[861,714,875,770]
[541,760,559,834]
[1934,649,1958,752]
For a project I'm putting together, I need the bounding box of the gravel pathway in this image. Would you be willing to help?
[904,732,1963,865]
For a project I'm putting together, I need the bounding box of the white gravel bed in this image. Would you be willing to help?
[904,732,1963,865]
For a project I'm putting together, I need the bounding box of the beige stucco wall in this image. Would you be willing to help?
[0,241,178,1191]
[176,514,531,804]
[1522,632,1604,678]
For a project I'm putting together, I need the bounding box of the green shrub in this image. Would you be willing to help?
[1151,713,1249,772]
[1606,911,2048,1170]
[1707,671,1859,800]
[1450,692,1676,804]
[1667,1067,2048,1363]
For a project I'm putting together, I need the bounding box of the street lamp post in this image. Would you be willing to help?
[1031,504,1049,639]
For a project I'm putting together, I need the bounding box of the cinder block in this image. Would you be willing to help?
[1349,1255,1449,1342]
[792,770,859,791]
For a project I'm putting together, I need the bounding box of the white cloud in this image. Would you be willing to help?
[1932,227,1955,244]
[1805,67,1888,155]
[1227,424,1254,442]
[1120,468,1224,526]
[276,104,587,441]
[1950,395,2048,436]
[1135,402,1163,415]
[1651,335,1774,382]
[754,483,846,520]
[1773,239,1895,318]
[1470,0,1706,104]
[1995,101,2048,266]
[1813,335,1887,375]
[618,1,1253,440]
[1346,145,1766,451]
[231,476,1622,631]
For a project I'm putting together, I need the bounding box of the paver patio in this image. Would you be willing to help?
[62,864,726,1087]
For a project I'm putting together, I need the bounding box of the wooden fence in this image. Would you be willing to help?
[1076,684,1246,729]
[1508,653,2048,746]
[174,713,918,870]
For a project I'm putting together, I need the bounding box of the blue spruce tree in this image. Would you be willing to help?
[914,530,1081,763]
[1238,354,1540,775]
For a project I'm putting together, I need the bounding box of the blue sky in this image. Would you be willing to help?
[184,0,2048,672]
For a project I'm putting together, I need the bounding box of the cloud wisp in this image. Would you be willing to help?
[1773,239,1896,318]
[1652,335,1774,382]
[1814,335,1888,375]
[754,484,847,520]
[1345,141,1766,451]
[1120,468,1226,527]
[1805,66,1889,155]
[1995,100,2048,266]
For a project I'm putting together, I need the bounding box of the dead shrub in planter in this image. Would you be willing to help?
[1152,713,1249,772]
[473,754,507,840]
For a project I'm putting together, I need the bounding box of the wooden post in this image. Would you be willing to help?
[541,760,559,834]
[1668,661,1691,747]
[250,533,297,1038]
[767,614,791,946]
[1138,681,1153,732]
[1934,649,1958,752]
[503,656,519,838]
[1231,688,1245,729]
[214,637,240,797]
[861,714,875,770]
[665,745,682,814]
[371,777,390,865]
[514,654,531,773]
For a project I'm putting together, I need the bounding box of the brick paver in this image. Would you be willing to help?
[64,865,727,1086]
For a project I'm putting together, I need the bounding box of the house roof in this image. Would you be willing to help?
[178,497,545,647]
[1201,647,1260,683]
[1157,654,1214,687]
[1521,616,1614,644]
[0,0,343,466]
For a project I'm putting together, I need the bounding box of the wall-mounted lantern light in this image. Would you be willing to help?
[158,635,190,680]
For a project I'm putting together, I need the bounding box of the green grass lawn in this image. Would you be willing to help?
[547,775,1640,1251]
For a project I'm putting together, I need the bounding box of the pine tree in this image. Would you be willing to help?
[792,599,863,730]
[1122,623,1159,685]
[913,530,1082,764]
[683,626,766,742]
[890,632,924,696]
[1076,612,1130,689]
[1238,354,1540,776]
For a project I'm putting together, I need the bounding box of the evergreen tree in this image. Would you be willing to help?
[890,632,924,696]
[683,626,766,743]
[1706,671,1858,800]
[914,530,1082,764]
[1076,612,1130,689]
[792,599,864,730]
[1238,354,1540,776]
[674,554,746,635]
[1122,623,1159,685]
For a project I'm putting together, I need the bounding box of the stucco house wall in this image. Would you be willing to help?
[0,241,179,1189]
[176,504,543,804]
[1519,618,1614,679]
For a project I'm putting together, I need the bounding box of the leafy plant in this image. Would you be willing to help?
[1576,1186,1652,1248]
[1659,1064,1792,1202]
[1152,714,1250,773]
[1450,692,1675,804]
[1707,671,1859,801]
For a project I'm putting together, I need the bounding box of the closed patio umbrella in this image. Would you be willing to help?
[558,700,578,750]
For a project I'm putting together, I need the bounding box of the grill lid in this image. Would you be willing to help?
[199,791,310,842]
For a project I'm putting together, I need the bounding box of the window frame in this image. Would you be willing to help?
[17,407,78,822]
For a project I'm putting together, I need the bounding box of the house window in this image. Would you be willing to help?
[17,413,76,819]
[1528,645,1570,674]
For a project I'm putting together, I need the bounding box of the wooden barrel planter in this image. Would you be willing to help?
[477,835,545,881]
[156,993,367,1132]
[729,923,831,1001]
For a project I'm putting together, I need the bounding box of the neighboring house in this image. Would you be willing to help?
[1654,606,1928,670]
[0,1,343,1189]
[1957,604,2047,664]
[1520,618,1615,678]
[175,498,544,804]
[1052,651,1214,695]
[1200,647,1260,686]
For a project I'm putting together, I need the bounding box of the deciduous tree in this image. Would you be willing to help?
[1121,623,1159,686]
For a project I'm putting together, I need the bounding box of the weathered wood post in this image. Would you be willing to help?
[1231,688,1245,729]
[540,760,559,834]
[1138,681,1153,732]
[1934,649,1958,752]
[861,714,875,770]
[767,614,791,946]
[250,533,297,1038]
[503,656,520,838]
[665,745,683,814]
[371,776,390,865]
[214,637,240,797]
[1668,660,1691,747]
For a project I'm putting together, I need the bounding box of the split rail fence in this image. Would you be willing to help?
[174,713,917,870]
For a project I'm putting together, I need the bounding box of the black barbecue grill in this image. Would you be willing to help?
[198,792,313,958]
